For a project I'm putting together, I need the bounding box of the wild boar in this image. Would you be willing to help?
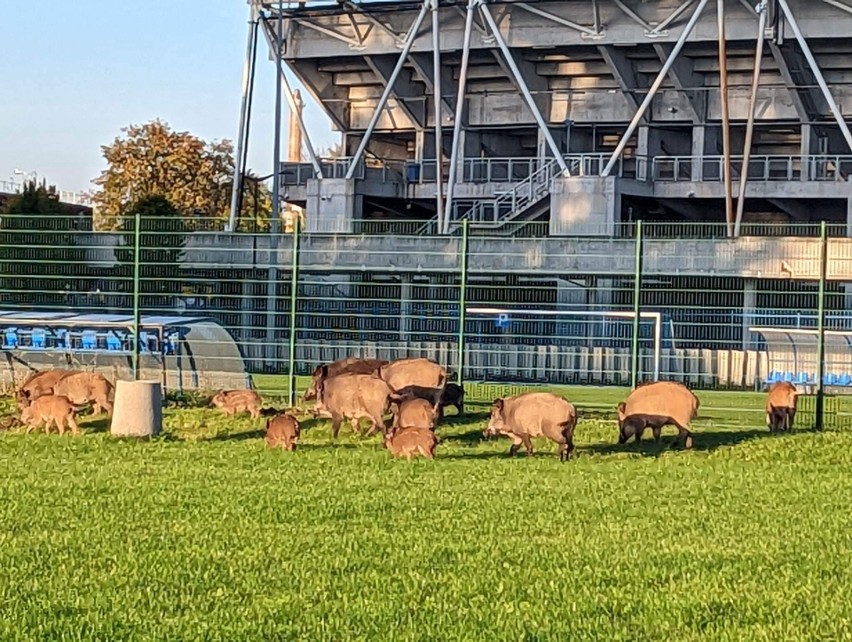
[16,369,78,408]
[380,357,447,406]
[303,357,387,401]
[384,426,437,460]
[439,382,465,417]
[617,381,699,449]
[315,371,393,438]
[483,392,578,461]
[265,413,301,451]
[20,394,82,436]
[766,381,799,432]
[52,372,115,416]
[211,389,262,420]
[391,397,439,431]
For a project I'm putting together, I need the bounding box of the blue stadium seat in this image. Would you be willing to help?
[31,329,46,349]
[840,374,852,387]
[3,329,18,349]
[796,372,810,385]
[106,334,122,351]
[81,330,97,350]
[825,373,838,386]
[766,371,781,384]
[783,372,794,383]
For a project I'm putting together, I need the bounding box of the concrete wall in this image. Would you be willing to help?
[549,176,619,236]
[305,178,357,233]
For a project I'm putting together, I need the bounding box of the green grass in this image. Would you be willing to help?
[2,388,852,640]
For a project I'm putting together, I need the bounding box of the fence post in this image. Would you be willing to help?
[287,219,301,407]
[132,211,142,381]
[456,219,470,386]
[630,220,644,389]
[815,220,828,430]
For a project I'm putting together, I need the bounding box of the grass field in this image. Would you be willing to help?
[2,384,852,640]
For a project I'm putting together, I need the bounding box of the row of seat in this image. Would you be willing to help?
[765,371,852,387]
[2,328,163,353]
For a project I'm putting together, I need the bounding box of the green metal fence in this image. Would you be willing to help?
[1,213,851,429]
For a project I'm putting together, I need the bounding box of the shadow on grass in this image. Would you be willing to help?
[585,428,779,457]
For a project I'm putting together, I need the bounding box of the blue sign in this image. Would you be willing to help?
[495,313,510,329]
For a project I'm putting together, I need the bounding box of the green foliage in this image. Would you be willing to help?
[1,386,851,639]
[0,182,89,309]
[115,195,187,314]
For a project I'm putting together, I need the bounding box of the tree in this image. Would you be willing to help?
[115,195,187,314]
[93,120,269,231]
[0,182,89,309]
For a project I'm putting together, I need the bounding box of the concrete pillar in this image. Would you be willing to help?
[400,275,413,343]
[305,178,355,233]
[743,279,757,351]
[549,176,620,236]
[691,126,706,180]
[801,124,813,182]
[110,381,162,438]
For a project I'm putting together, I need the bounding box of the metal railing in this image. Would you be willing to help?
[279,157,406,186]
[653,154,852,183]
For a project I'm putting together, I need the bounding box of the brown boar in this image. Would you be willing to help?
[16,369,79,407]
[211,389,262,419]
[315,371,393,438]
[617,381,699,449]
[391,397,439,431]
[303,357,387,401]
[265,413,301,451]
[52,372,114,416]
[384,426,437,460]
[766,381,798,433]
[20,394,82,436]
[379,357,447,405]
[483,392,578,461]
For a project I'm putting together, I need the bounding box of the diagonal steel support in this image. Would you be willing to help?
[602,0,710,177]
[431,0,445,234]
[515,3,600,37]
[777,0,852,152]
[445,0,476,231]
[735,0,768,237]
[479,1,569,176]
[650,0,697,34]
[346,0,431,180]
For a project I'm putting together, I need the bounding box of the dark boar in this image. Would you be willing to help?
[439,383,465,417]
[315,371,393,438]
[265,413,301,451]
[20,394,82,436]
[52,372,114,416]
[211,389,262,420]
[617,381,699,449]
[766,381,798,433]
[483,392,578,461]
[380,358,446,405]
[16,369,79,408]
[384,426,437,460]
[303,357,387,401]
[391,397,439,430]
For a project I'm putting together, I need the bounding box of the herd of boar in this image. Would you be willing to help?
[5,357,801,460]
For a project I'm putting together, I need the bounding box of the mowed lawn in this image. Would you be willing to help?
[2,385,852,640]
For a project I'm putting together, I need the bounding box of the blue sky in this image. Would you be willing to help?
[0,1,337,193]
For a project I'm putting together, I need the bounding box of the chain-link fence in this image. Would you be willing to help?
[1,213,850,429]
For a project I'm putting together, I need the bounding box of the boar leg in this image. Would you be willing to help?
[67,414,80,436]
[520,434,534,456]
[561,425,575,462]
[508,435,524,457]
[330,414,344,439]
[652,426,662,442]
[676,425,693,449]
[56,417,65,437]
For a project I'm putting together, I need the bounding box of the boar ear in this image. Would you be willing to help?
[321,365,329,378]
[493,398,504,412]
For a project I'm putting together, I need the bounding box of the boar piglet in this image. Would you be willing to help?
[384,426,437,460]
[20,394,82,436]
[53,372,114,416]
[483,392,577,461]
[765,381,798,433]
[391,397,439,431]
[211,389,262,420]
[265,413,301,451]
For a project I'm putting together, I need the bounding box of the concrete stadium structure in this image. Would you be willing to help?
[232,0,852,237]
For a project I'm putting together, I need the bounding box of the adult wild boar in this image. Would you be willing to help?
[52,372,114,416]
[379,358,446,405]
[617,381,699,449]
[265,413,301,451]
[16,369,78,408]
[766,381,798,433]
[212,389,262,419]
[483,392,578,461]
[391,397,439,430]
[315,371,393,438]
[384,426,437,460]
[20,394,82,436]
[439,382,465,417]
[303,357,387,401]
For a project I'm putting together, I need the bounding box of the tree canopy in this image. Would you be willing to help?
[93,120,270,231]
